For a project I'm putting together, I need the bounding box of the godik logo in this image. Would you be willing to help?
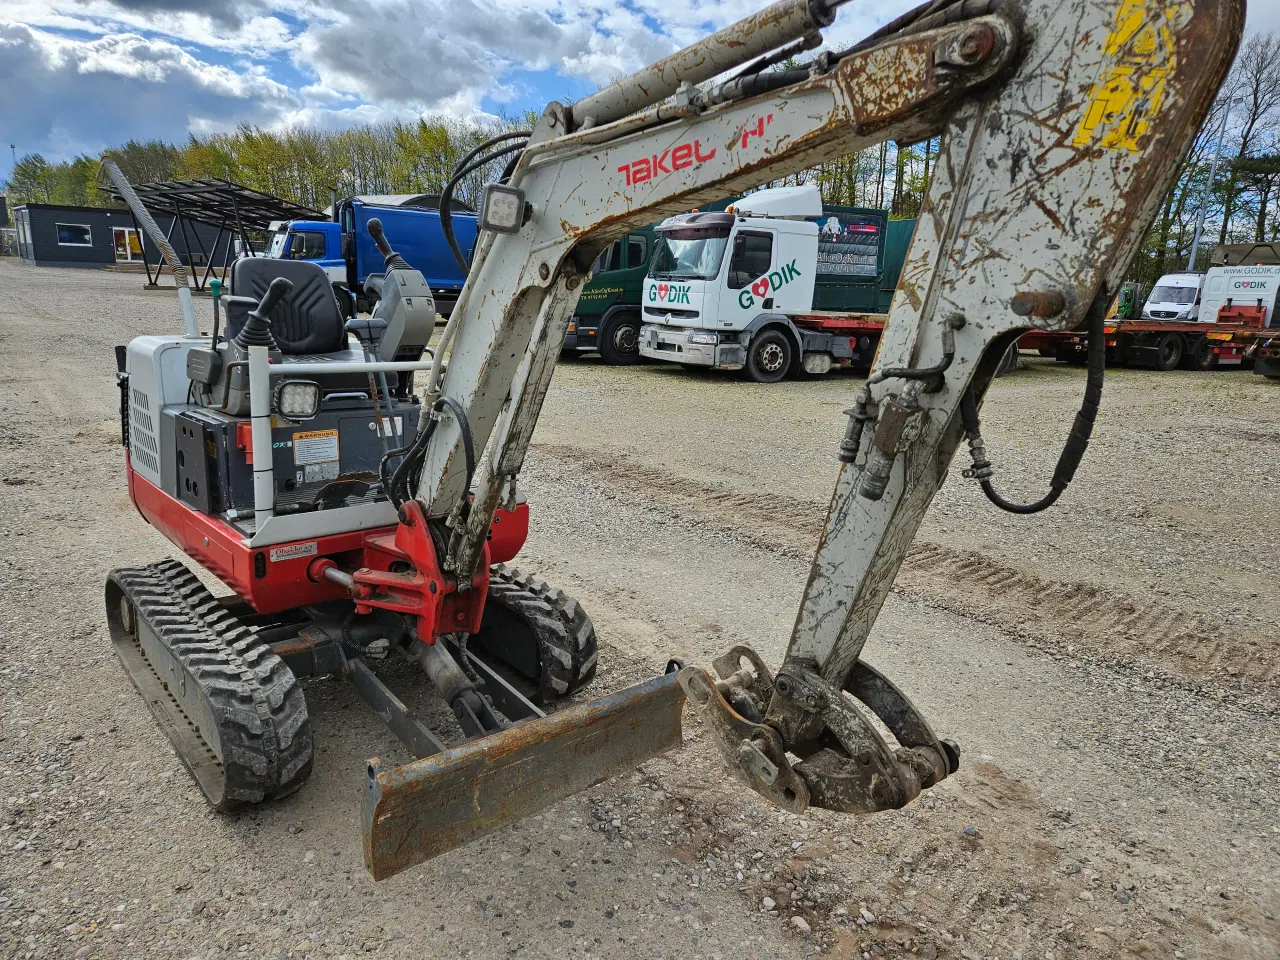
[737,260,802,309]
[618,139,716,186]
[649,282,692,304]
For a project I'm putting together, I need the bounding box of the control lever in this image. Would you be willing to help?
[253,276,294,320]
[234,277,294,349]
[345,316,397,457]
[367,218,411,271]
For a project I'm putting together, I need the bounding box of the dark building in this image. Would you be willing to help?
[13,203,232,269]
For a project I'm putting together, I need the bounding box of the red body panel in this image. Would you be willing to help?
[126,459,529,616]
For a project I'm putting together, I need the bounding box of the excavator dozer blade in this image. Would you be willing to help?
[361,671,685,879]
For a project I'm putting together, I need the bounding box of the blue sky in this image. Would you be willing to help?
[2,0,1279,186]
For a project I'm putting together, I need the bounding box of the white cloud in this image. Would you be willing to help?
[4,0,1280,182]
[0,22,297,159]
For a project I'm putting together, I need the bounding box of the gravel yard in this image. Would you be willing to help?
[1,259,1277,960]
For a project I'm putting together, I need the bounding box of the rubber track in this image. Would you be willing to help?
[106,559,313,811]
[484,563,598,703]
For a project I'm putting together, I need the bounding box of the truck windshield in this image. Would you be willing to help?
[1148,285,1197,304]
[267,229,288,259]
[651,229,729,281]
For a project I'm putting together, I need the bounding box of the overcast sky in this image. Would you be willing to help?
[2,0,1279,186]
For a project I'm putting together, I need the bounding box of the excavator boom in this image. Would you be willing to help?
[366,0,1241,875]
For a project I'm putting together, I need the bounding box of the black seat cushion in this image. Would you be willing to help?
[225,257,346,355]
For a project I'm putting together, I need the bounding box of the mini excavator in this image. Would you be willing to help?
[104,0,1241,879]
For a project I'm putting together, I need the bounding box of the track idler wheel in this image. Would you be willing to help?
[471,563,598,704]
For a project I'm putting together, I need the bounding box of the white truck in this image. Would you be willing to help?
[1141,271,1204,320]
[1140,266,1280,322]
[638,185,906,383]
[1044,264,1280,370]
[1198,264,1280,322]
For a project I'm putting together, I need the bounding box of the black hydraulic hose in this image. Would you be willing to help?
[431,395,476,494]
[439,133,531,275]
[440,141,529,274]
[379,395,476,509]
[961,304,1105,514]
[715,68,811,103]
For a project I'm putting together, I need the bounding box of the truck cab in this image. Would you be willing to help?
[639,185,897,382]
[268,199,478,319]
[1141,272,1203,320]
[562,227,655,364]
[267,221,345,282]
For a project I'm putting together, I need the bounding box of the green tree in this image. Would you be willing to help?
[6,153,56,204]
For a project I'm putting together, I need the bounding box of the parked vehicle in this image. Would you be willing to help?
[1141,272,1203,321]
[266,197,479,317]
[636,184,913,382]
[1025,265,1280,371]
[1198,264,1280,324]
[561,225,658,365]
[562,198,736,364]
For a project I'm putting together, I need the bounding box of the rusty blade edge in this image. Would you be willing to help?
[361,671,685,880]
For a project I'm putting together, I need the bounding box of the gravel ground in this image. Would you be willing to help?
[0,260,1276,960]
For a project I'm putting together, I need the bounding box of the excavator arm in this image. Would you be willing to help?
[364,0,1241,875]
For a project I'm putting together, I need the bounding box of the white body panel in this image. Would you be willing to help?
[125,335,207,487]
[1198,265,1280,324]
[639,206,818,366]
[732,184,823,219]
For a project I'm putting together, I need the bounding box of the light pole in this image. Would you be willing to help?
[1187,93,1242,271]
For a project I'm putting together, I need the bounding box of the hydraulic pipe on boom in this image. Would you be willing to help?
[567,0,845,130]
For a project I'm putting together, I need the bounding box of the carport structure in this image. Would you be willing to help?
[99,178,323,290]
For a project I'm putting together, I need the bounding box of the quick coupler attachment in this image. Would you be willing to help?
[678,645,958,816]
[361,668,685,880]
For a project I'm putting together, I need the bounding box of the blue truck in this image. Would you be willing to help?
[266,196,479,317]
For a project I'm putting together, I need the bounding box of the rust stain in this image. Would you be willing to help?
[1033,197,1064,232]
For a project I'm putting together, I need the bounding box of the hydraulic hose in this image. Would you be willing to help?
[439,133,530,275]
[380,395,475,509]
[961,300,1105,514]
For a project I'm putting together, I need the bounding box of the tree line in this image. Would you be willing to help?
[5,32,1278,287]
[2,115,535,216]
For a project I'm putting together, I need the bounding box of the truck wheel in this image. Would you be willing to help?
[1181,336,1218,371]
[1154,333,1183,371]
[598,313,642,365]
[745,330,793,383]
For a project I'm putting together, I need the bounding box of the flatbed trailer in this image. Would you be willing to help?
[1019,318,1256,371]
[787,312,888,372]
[1236,326,1280,380]
[783,312,1022,377]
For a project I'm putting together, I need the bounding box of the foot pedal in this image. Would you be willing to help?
[361,670,684,879]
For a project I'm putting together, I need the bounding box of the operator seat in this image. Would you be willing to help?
[224,257,346,355]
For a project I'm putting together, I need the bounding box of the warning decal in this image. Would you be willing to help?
[293,429,339,465]
[1072,0,1189,153]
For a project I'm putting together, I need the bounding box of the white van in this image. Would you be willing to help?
[1197,265,1280,325]
[1141,272,1202,320]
